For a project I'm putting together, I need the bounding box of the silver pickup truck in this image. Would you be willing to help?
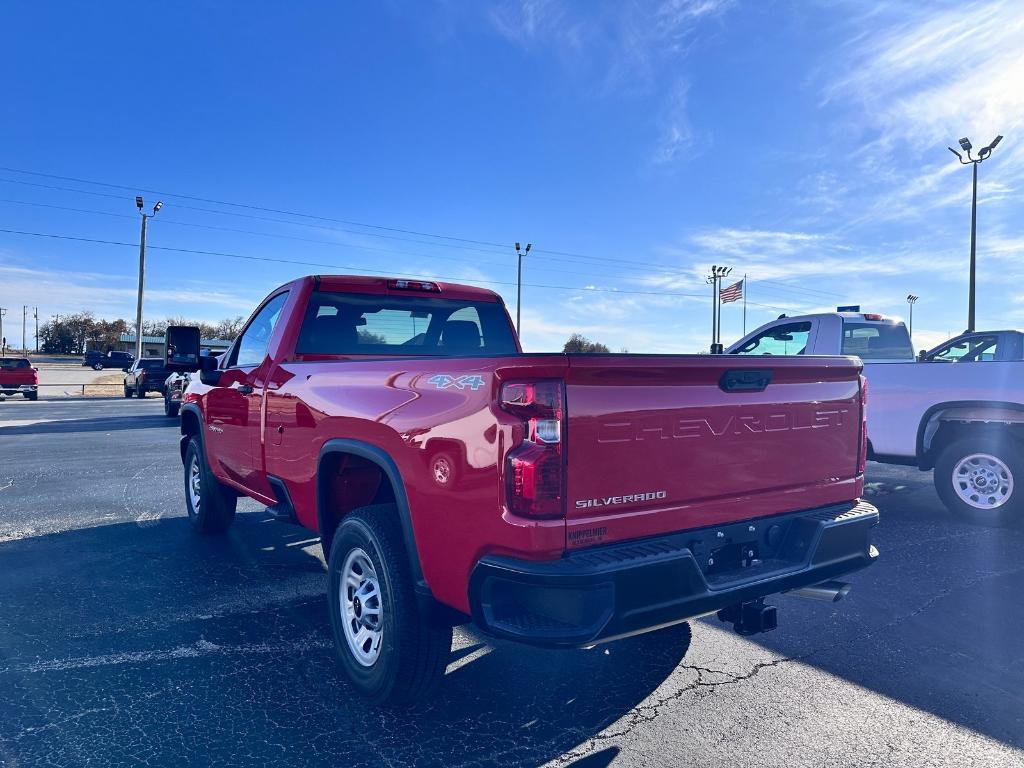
[728,312,1024,527]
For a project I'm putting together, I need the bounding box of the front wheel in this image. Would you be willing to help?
[183,437,236,534]
[934,436,1024,527]
[123,385,133,399]
[135,386,146,399]
[327,505,452,705]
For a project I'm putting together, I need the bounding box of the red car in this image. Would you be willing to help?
[179,275,878,704]
[0,357,38,400]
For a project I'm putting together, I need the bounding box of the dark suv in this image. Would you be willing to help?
[83,350,134,370]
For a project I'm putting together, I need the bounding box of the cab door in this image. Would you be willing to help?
[205,292,289,497]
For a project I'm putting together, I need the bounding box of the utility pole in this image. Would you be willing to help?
[948,135,1002,332]
[22,305,27,352]
[0,307,6,354]
[134,196,163,360]
[33,307,38,352]
[906,295,919,339]
[514,242,531,337]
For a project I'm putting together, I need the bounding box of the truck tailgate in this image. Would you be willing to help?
[564,355,863,548]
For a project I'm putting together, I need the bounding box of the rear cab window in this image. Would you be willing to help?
[0,358,31,369]
[138,359,165,369]
[841,322,914,360]
[295,291,517,357]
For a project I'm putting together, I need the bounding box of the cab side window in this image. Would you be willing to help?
[232,293,289,368]
[931,335,998,363]
[734,322,812,356]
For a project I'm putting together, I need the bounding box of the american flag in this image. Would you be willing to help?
[719,279,744,304]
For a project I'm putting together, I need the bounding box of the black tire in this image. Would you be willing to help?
[136,385,146,399]
[123,385,133,399]
[183,437,236,534]
[327,504,452,705]
[164,396,180,417]
[934,435,1024,527]
[25,391,38,401]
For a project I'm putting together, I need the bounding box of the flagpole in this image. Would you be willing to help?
[742,273,747,336]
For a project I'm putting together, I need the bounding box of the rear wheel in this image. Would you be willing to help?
[136,385,146,399]
[327,504,452,705]
[934,435,1024,527]
[164,395,180,417]
[123,385,133,398]
[92,363,103,371]
[25,391,37,401]
[183,437,236,534]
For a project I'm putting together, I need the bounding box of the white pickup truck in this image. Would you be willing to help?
[728,312,1024,527]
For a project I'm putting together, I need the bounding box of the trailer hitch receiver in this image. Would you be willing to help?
[717,599,778,636]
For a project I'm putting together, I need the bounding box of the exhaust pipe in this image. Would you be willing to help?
[788,580,851,603]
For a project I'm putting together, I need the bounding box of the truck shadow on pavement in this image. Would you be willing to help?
[0,513,692,768]
[0,413,178,436]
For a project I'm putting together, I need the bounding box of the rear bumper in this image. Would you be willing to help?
[0,384,37,394]
[469,500,879,648]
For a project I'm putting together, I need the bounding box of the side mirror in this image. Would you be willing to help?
[917,350,928,362]
[198,355,222,386]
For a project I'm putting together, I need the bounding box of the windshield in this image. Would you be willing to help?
[296,291,517,357]
[841,322,914,360]
[138,359,164,369]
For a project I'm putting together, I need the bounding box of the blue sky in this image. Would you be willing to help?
[1,1,1021,353]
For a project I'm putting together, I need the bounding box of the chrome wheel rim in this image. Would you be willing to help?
[953,453,1013,510]
[340,548,383,667]
[188,455,202,515]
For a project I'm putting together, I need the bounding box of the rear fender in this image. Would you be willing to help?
[317,439,426,592]
[917,400,1024,469]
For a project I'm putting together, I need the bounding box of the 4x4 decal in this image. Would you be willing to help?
[427,374,486,391]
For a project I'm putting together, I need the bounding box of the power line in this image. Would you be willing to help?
[0,170,840,300]
[0,196,845,302]
[0,166,512,250]
[0,170,836,307]
[0,226,725,301]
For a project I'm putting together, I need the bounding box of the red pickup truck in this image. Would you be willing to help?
[0,357,39,400]
[179,275,878,704]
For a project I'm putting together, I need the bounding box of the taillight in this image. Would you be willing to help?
[501,380,565,518]
[857,375,868,474]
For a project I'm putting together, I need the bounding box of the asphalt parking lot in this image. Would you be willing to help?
[1,399,1022,768]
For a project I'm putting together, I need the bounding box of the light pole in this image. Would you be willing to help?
[948,135,1002,332]
[706,264,731,354]
[33,307,38,352]
[514,242,531,337]
[906,294,918,338]
[0,307,6,354]
[134,196,163,360]
[22,305,27,352]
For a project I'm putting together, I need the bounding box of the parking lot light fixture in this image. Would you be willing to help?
[906,294,919,338]
[133,197,163,361]
[947,133,1002,332]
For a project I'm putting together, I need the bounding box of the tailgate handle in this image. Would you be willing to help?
[720,369,772,392]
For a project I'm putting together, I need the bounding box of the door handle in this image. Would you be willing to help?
[237,384,254,395]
